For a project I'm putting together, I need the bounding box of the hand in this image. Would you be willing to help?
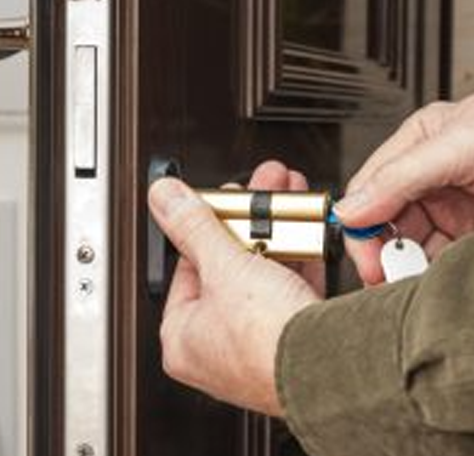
[335,94,474,284]
[148,175,319,416]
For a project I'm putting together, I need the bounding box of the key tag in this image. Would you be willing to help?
[380,224,429,283]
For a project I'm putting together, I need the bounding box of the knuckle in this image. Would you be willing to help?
[400,113,421,134]
[369,159,410,200]
[417,101,452,120]
[458,94,474,115]
[444,124,474,156]
[450,98,474,130]
[402,110,428,137]
[371,161,396,186]
[346,177,363,194]
[424,100,452,113]
[403,101,452,138]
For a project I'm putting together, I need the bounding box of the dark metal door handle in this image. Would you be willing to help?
[147,157,182,296]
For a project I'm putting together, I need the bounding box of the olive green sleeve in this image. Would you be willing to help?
[276,233,474,456]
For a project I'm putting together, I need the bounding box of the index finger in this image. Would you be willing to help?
[348,102,452,193]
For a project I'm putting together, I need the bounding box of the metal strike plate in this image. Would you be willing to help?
[0,18,30,60]
[64,1,110,455]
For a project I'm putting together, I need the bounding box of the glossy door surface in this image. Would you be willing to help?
[131,1,451,455]
[33,0,452,455]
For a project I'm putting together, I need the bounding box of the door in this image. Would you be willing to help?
[31,0,452,455]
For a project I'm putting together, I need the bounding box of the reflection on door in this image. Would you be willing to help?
[241,0,422,122]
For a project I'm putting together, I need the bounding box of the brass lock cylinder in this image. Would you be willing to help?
[198,189,331,261]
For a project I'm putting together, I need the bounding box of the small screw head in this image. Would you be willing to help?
[76,443,95,456]
[78,278,94,297]
[77,244,96,264]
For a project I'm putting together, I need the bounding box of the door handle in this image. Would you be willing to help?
[0,17,30,60]
[148,157,182,296]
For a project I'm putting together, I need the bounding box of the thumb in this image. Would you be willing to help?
[148,178,244,276]
[334,134,456,227]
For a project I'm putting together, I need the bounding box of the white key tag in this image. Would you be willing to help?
[381,238,429,283]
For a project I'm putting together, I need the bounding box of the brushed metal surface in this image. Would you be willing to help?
[65,0,110,454]
[224,218,326,260]
[199,190,329,221]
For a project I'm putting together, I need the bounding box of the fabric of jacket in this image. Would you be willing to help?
[276,232,474,456]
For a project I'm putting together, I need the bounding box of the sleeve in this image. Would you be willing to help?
[276,233,474,456]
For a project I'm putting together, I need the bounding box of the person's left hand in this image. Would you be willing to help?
[148,169,321,416]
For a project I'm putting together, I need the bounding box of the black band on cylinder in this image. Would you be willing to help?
[250,191,272,239]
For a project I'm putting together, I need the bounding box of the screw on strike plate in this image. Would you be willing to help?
[77,244,96,264]
[78,278,94,297]
[76,443,95,456]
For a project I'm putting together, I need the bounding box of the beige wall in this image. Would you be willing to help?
[0,2,28,456]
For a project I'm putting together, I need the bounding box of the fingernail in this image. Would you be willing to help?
[334,190,369,216]
[149,178,189,218]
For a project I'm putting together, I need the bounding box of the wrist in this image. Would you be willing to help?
[243,298,315,416]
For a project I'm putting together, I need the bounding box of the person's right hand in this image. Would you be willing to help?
[335,94,474,285]
[148,177,319,416]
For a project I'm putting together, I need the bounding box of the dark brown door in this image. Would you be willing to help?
[34,0,452,455]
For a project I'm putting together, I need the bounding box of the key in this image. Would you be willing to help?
[326,209,386,240]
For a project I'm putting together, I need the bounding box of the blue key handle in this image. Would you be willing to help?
[327,208,386,240]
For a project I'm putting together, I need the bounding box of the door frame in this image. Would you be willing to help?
[32,0,140,454]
